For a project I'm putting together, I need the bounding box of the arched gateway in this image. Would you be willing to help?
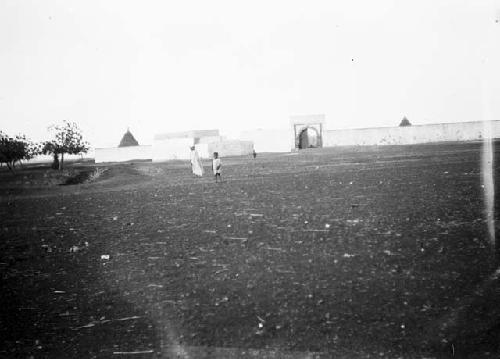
[290,114,325,150]
[298,127,320,149]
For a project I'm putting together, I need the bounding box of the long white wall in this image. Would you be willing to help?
[95,138,254,164]
[208,140,254,157]
[152,138,193,162]
[323,121,500,146]
[239,129,292,153]
[95,146,152,163]
[152,138,254,161]
[94,121,498,163]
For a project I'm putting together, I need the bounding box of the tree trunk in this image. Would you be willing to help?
[51,153,59,170]
[59,153,64,171]
[496,241,500,267]
[6,161,15,174]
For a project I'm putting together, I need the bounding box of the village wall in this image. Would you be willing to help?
[239,129,292,153]
[207,140,254,157]
[94,121,500,164]
[152,138,194,162]
[323,121,500,146]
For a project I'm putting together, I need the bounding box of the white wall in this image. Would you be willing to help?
[208,140,254,157]
[95,146,152,163]
[94,137,253,164]
[239,129,292,153]
[323,121,500,146]
[152,138,193,162]
[91,121,500,164]
[195,143,210,159]
[197,136,222,144]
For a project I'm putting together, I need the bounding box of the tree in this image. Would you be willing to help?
[0,131,41,173]
[42,121,89,170]
[399,117,412,127]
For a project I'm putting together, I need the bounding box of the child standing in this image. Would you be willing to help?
[212,152,222,183]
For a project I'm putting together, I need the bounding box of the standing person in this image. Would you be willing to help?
[212,152,222,183]
[252,149,257,159]
[190,146,204,177]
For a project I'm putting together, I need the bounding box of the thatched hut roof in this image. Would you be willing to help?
[118,129,139,147]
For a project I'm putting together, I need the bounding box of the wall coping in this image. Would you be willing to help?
[326,120,500,132]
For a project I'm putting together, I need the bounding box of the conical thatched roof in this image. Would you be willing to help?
[118,129,139,147]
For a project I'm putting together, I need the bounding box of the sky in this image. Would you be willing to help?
[0,0,499,148]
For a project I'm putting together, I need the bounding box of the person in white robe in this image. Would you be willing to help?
[190,146,204,177]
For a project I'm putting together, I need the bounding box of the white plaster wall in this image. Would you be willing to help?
[239,129,292,153]
[194,143,210,159]
[207,140,254,157]
[152,138,194,162]
[94,146,153,163]
[323,121,500,146]
[197,136,223,144]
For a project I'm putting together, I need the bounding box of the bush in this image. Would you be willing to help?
[0,131,41,173]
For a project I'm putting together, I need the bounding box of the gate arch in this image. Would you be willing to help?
[298,127,320,149]
[290,114,325,150]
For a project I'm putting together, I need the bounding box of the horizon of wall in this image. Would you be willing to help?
[35,120,500,164]
[241,120,500,153]
[94,130,254,163]
[323,120,500,146]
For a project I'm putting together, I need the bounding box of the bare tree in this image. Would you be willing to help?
[42,121,89,170]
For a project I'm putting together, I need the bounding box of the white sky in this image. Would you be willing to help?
[0,0,499,148]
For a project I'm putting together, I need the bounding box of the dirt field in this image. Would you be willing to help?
[1,142,499,358]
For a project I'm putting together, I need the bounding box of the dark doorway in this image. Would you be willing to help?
[298,127,319,149]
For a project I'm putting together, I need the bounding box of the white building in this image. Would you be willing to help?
[95,129,254,163]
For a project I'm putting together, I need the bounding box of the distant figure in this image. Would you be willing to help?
[190,146,204,177]
[252,149,257,159]
[212,152,222,183]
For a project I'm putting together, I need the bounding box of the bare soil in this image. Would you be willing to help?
[1,142,499,358]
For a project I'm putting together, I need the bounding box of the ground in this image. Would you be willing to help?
[1,142,500,358]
